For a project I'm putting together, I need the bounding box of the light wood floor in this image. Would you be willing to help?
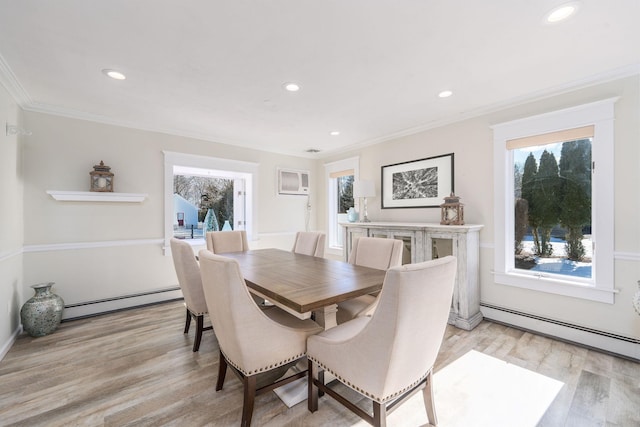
[0,301,638,426]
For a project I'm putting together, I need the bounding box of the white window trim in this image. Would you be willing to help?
[163,151,259,256]
[492,98,618,303]
[324,156,359,256]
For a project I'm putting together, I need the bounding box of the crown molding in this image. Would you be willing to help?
[0,52,32,107]
[326,63,640,157]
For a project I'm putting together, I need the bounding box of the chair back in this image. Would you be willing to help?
[365,256,456,400]
[170,238,208,315]
[311,256,455,402]
[348,237,403,270]
[198,250,311,375]
[292,231,326,257]
[206,230,249,254]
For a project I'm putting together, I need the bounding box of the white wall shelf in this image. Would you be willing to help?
[46,190,147,203]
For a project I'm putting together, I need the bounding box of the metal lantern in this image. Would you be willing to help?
[440,193,464,225]
[90,160,114,192]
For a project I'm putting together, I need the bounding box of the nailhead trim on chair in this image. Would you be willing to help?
[222,349,306,376]
[307,355,429,403]
[185,303,207,316]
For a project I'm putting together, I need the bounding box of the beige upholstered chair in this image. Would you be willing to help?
[170,238,213,352]
[292,231,326,257]
[198,250,323,426]
[205,229,266,306]
[336,236,403,324]
[307,256,457,427]
[206,230,250,254]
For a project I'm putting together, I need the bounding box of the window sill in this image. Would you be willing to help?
[493,271,616,304]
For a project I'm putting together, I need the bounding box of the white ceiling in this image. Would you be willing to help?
[0,1,638,158]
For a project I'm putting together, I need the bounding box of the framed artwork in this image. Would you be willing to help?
[381,153,454,208]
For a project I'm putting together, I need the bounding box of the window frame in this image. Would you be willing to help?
[324,157,359,254]
[492,98,618,303]
[163,151,258,256]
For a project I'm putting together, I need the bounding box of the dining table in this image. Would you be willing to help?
[221,248,387,330]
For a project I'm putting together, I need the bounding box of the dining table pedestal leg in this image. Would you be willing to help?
[312,304,338,330]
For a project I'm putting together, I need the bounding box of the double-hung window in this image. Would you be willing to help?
[492,99,617,303]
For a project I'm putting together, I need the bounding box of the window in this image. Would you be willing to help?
[512,131,592,278]
[173,172,236,240]
[163,151,258,255]
[492,99,617,303]
[325,157,359,252]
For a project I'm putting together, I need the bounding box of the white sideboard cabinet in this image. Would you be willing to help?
[341,222,484,330]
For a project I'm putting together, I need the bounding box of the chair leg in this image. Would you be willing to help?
[184,308,192,333]
[192,315,204,352]
[373,401,387,427]
[308,360,319,412]
[241,375,257,427]
[423,370,438,427]
[216,350,228,391]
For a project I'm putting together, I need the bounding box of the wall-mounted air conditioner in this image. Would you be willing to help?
[278,168,310,195]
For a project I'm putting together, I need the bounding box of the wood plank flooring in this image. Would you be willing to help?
[0,301,638,426]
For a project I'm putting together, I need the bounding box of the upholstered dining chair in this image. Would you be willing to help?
[170,238,213,352]
[307,256,457,427]
[198,250,323,427]
[336,236,403,324]
[206,230,250,254]
[292,231,326,257]
[205,229,267,306]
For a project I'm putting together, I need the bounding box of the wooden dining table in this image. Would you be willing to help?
[221,248,387,329]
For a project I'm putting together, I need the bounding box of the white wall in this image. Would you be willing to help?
[0,84,24,359]
[18,112,316,315]
[320,76,640,344]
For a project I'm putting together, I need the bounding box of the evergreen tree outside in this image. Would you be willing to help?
[514,198,528,255]
[337,175,354,213]
[215,180,234,229]
[203,207,220,232]
[559,139,591,260]
[521,153,542,254]
[532,150,561,257]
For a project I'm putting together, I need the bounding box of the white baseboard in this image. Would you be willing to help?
[62,287,183,320]
[0,324,22,361]
[481,304,639,361]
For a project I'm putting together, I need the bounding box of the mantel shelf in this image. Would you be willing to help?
[46,190,148,203]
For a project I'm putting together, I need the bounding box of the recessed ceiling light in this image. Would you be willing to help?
[438,90,453,98]
[102,69,126,80]
[283,82,301,92]
[545,2,579,23]
[330,131,340,136]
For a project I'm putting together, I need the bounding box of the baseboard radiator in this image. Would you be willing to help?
[480,303,640,361]
[62,287,183,321]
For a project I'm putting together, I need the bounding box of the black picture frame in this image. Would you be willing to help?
[381,153,454,208]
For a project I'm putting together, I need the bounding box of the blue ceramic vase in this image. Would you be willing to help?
[347,207,358,222]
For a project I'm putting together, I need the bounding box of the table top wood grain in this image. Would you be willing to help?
[221,248,386,314]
